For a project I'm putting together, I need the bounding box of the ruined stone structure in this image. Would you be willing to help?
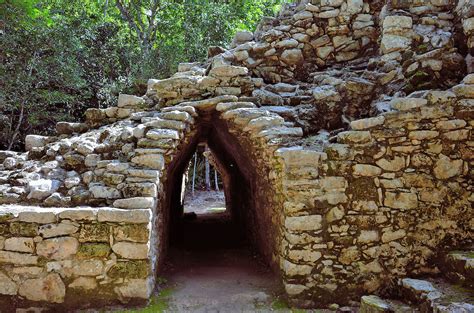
[0,0,473,311]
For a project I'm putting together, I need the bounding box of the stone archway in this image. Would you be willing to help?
[153,101,294,274]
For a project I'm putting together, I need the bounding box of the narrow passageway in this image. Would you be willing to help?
[160,190,282,312]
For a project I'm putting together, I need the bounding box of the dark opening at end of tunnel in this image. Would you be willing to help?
[161,114,263,255]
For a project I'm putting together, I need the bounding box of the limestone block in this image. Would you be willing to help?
[316,46,334,59]
[0,271,18,295]
[285,215,322,231]
[360,295,392,313]
[18,273,65,303]
[462,73,474,84]
[59,210,96,221]
[112,242,148,259]
[160,111,193,123]
[56,122,88,135]
[436,119,467,130]
[121,183,157,198]
[452,84,474,98]
[381,229,406,243]
[281,49,304,65]
[358,230,380,243]
[442,129,470,141]
[4,237,34,253]
[79,224,109,243]
[216,102,256,112]
[18,212,56,224]
[281,259,313,276]
[375,156,405,172]
[390,98,427,111]
[72,260,103,276]
[234,30,253,43]
[321,0,344,6]
[337,131,372,144]
[25,135,49,151]
[383,16,413,30]
[97,209,150,224]
[318,9,340,18]
[39,223,79,238]
[37,237,79,260]
[350,116,385,130]
[288,250,322,263]
[118,94,145,108]
[209,65,248,77]
[326,207,345,223]
[27,179,61,200]
[384,192,418,209]
[433,155,463,179]
[381,34,411,54]
[107,162,130,173]
[312,85,341,101]
[90,185,121,199]
[0,251,38,265]
[463,17,474,35]
[339,247,360,265]
[146,129,180,140]
[114,224,149,243]
[114,279,151,300]
[113,197,155,210]
[293,10,313,21]
[345,0,363,14]
[353,164,382,176]
[408,130,439,140]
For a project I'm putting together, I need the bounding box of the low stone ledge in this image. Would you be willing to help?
[0,205,154,308]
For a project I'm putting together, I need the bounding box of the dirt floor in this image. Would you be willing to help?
[151,190,288,312]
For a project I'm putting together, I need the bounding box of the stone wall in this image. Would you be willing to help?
[0,207,153,310]
[0,0,473,310]
[278,77,473,306]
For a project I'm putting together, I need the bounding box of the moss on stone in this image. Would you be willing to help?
[0,224,8,235]
[9,222,38,236]
[107,260,149,279]
[0,213,14,223]
[76,243,111,258]
[79,223,110,242]
[113,224,149,243]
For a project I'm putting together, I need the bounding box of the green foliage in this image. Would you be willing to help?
[0,0,287,150]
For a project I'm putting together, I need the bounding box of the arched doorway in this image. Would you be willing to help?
[152,106,286,309]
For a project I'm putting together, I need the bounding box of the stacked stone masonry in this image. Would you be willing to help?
[0,0,472,310]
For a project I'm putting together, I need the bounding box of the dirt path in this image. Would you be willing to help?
[154,191,285,312]
[159,247,282,312]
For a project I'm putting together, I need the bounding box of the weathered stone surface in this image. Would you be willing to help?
[0,271,18,295]
[112,242,148,259]
[114,279,150,300]
[360,295,392,313]
[4,237,34,253]
[131,154,165,170]
[37,237,79,260]
[98,209,150,224]
[27,179,61,200]
[285,215,322,231]
[39,223,79,238]
[433,155,463,179]
[281,49,304,65]
[0,251,38,265]
[113,197,154,209]
[18,273,65,303]
[384,192,418,209]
